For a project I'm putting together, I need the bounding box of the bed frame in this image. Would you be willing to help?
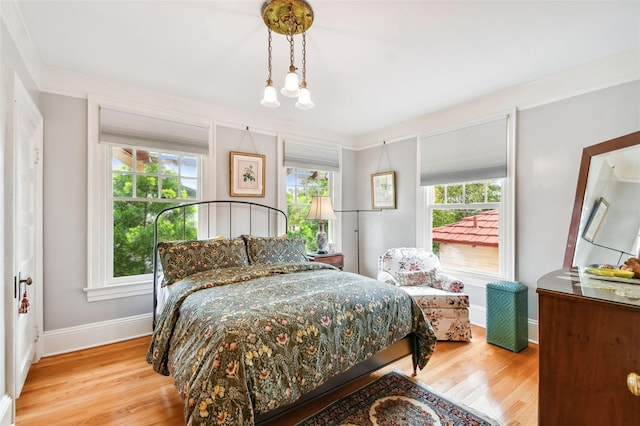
[152,200,288,327]
[151,200,415,423]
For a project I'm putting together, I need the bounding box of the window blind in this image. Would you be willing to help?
[99,107,210,156]
[283,140,340,172]
[420,117,508,186]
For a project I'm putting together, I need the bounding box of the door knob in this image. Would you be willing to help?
[20,276,33,285]
[628,372,640,397]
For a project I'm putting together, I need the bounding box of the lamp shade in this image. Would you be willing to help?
[281,70,300,97]
[261,84,280,108]
[307,196,336,221]
[295,87,314,110]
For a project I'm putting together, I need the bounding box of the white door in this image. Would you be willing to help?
[5,72,43,403]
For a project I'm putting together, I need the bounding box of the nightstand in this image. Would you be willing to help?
[308,253,344,270]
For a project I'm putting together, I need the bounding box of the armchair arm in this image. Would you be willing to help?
[377,271,399,286]
[433,270,464,293]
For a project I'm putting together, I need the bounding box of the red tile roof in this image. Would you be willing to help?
[433,210,499,247]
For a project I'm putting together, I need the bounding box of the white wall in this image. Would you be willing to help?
[517,80,639,318]
[349,80,640,327]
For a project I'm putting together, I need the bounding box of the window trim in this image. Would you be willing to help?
[85,95,214,301]
[417,111,516,284]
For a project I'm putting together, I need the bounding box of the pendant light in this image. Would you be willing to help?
[261,0,314,110]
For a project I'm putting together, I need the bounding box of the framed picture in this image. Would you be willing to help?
[230,151,265,197]
[371,171,396,209]
[583,197,609,242]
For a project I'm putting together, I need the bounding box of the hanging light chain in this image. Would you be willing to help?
[301,31,307,84]
[287,2,298,71]
[266,27,273,82]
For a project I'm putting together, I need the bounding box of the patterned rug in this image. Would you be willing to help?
[297,371,501,426]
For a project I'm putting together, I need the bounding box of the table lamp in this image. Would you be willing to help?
[307,196,336,254]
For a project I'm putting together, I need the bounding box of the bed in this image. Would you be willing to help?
[146,201,437,425]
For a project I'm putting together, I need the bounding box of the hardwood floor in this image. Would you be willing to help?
[16,325,537,425]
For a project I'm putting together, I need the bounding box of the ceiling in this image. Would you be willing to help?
[15,0,640,137]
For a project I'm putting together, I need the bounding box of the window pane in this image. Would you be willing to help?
[112,148,132,171]
[135,150,154,173]
[181,156,198,178]
[447,184,463,203]
[432,208,499,275]
[113,173,133,197]
[137,176,158,198]
[287,205,319,252]
[181,178,197,199]
[465,182,486,203]
[434,185,445,204]
[161,177,179,199]
[161,153,179,174]
[488,180,502,202]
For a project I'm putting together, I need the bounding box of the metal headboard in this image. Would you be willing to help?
[152,200,287,327]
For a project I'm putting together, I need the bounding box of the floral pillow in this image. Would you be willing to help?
[243,235,308,265]
[395,270,436,287]
[157,237,249,286]
[394,268,464,292]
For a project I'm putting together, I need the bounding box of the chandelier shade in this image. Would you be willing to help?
[260,80,280,108]
[261,0,314,109]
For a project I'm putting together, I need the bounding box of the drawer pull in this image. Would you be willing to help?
[628,372,640,396]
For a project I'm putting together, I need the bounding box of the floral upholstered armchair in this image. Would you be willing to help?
[377,247,472,342]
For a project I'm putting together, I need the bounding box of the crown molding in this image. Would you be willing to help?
[1,0,42,88]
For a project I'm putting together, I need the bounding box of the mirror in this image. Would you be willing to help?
[564,131,640,267]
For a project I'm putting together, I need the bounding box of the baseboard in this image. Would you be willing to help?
[469,303,539,344]
[0,394,13,426]
[42,313,153,357]
[40,306,538,357]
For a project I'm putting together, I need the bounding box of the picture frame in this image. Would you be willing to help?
[371,171,396,209]
[229,151,265,197]
[582,197,609,242]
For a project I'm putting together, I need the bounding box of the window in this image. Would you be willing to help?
[280,136,342,252]
[428,179,502,275]
[86,96,213,301]
[111,148,199,278]
[419,116,514,282]
[286,168,334,251]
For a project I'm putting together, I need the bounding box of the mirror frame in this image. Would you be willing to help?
[563,130,640,267]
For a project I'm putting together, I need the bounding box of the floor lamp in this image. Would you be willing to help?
[335,209,380,274]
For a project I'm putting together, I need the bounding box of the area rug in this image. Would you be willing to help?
[297,371,501,426]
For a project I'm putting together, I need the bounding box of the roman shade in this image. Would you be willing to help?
[420,117,508,186]
[283,140,340,172]
[99,107,211,156]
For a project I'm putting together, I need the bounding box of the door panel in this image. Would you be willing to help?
[6,72,43,403]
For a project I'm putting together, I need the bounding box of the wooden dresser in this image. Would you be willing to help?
[307,253,344,270]
[537,268,640,425]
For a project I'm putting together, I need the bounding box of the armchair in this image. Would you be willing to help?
[378,247,471,342]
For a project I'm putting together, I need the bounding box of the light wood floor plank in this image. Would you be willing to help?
[16,325,537,425]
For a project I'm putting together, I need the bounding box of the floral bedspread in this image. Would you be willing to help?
[146,262,436,425]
